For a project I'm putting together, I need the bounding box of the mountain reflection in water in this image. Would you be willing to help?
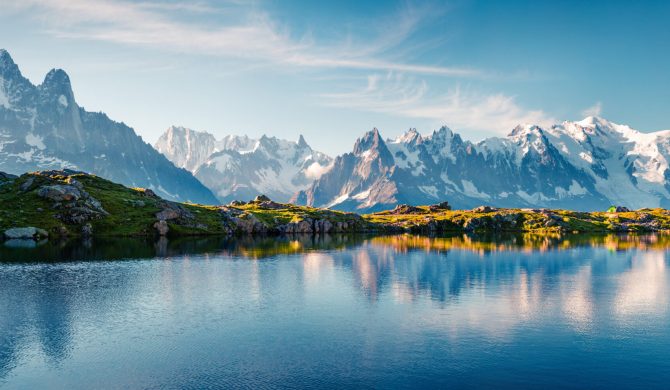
[0,233,669,388]
[3,232,670,262]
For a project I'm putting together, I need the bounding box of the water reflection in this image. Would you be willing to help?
[1,234,669,388]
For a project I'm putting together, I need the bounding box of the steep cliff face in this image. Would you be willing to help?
[294,118,670,212]
[0,49,218,204]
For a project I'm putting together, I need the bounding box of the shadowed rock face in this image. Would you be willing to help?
[294,120,670,212]
[0,49,217,205]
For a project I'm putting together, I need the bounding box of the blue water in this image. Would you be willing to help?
[1,235,669,389]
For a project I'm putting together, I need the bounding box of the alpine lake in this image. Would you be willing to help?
[1,233,669,389]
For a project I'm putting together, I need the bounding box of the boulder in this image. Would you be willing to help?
[229,200,246,206]
[389,204,422,214]
[463,218,482,231]
[4,227,49,240]
[253,194,271,202]
[58,207,106,224]
[428,201,451,211]
[258,200,284,210]
[19,177,35,192]
[37,185,82,202]
[314,219,333,233]
[81,223,93,237]
[155,209,181,221]
[153,220,169,235]
[473,206,495,213]
[138,188,159,198]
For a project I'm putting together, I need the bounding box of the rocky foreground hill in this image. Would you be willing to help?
[2,170,670,242]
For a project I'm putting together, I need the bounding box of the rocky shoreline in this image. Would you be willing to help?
[2,170,670,243]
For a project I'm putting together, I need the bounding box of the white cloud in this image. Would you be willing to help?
[2,0,479,77]
[321,73,556,137]
[304,161,333,180]
[581,101,603,118]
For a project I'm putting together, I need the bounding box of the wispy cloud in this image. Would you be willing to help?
[2,0,479,77]
[321,72,556,136]
[581,101,603,118]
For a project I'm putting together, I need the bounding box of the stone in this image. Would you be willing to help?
[37,185,82,202]
[463,218,482,231]
[153,220,169,235]
[473,206,495,213]
[81,223,93,237]
[253,194,271,202]
[389,204,422,214]
[139,188,159,198]
[58,207,106,224]
[229,200,246,206]
[258,201,284,210]
[314,219,333,233]
[19,177,35,192]
[4,227,49,240]
[545,219,558,227]
[155,209,181,220]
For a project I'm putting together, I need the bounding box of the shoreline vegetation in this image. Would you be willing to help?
[2,233,669,262]
[2,170,670,241]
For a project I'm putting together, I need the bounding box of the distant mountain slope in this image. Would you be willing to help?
[0,49,217,204]
[293,118,670,212]
[155,126,333,203]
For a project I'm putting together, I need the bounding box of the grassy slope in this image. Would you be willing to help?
[2,172,670,237]
[364,205,670,233]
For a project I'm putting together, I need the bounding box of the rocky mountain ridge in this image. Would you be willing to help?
[155,126,333,203]
[294,117,670,212]
[0,49,217,204]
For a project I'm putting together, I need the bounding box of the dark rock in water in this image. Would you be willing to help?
[389,204,422,215]
[81,223,93,237]
[3,227,49,240]
[254,194,271,202]
[154,220,169,236]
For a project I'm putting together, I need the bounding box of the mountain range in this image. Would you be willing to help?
[155,126,332,203]
[3,49,670,212]
[0,49,217,204]
[293,118,670,212]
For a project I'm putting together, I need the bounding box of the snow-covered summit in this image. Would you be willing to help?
[0,49,218,204]
[295,118,670,212]
[155,126,333,203]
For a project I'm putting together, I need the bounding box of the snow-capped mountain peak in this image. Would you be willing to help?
[295,118,670,212]
[155,127,333,203]
[0,49,218,204]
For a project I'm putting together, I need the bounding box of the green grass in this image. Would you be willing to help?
[3,171,670,237]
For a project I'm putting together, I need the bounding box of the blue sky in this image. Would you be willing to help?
[1,0,669,154]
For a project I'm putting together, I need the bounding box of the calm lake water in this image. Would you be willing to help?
[1,234,669,389]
